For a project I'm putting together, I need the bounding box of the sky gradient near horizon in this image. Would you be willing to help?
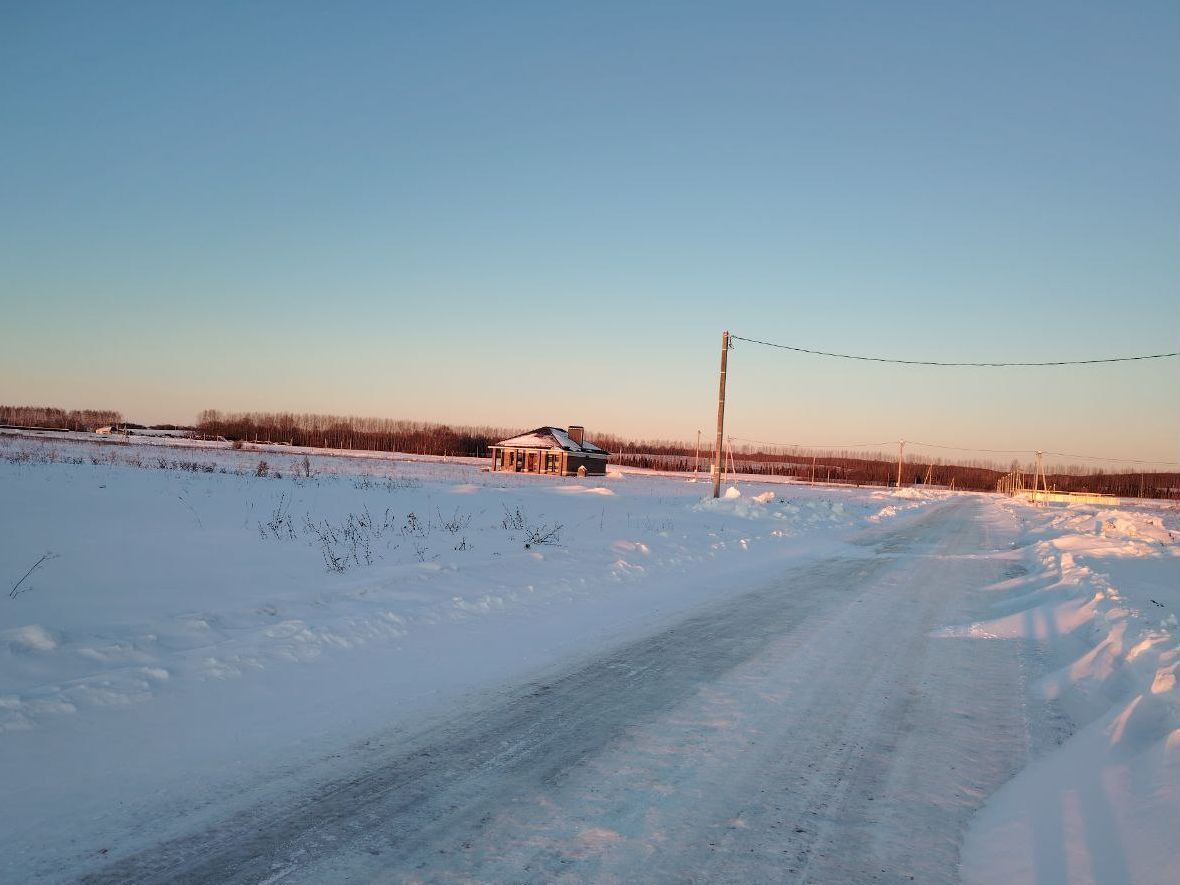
[2,1,1177,466]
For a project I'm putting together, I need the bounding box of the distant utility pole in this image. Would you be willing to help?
[1032,450,1047,504]
[695,429,701,479]
[896,439,906,488]
[712,331,730,498]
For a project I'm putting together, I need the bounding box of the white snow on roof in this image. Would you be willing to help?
[494,427,607,454]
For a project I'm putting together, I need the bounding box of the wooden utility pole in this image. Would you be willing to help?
[712,331,730,498]
[896,440,906,488]
[811,454,817,484]
[695,430,701,479]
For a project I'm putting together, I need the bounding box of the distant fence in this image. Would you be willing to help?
[0,424,73,434]
[1015,490,1119,506]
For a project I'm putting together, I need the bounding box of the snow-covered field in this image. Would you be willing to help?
[1,432,1176,883]
[0,433,928,880]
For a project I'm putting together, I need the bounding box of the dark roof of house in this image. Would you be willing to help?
[494,426,608,455]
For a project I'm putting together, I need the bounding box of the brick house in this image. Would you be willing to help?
[489,426,609,476]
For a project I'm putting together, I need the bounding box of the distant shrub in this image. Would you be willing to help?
[501,505,527,531]
[523,522,562,548]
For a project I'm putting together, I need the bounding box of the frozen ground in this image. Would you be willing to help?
[0,432,1176,883]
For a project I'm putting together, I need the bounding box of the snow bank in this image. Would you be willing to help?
[892,486,930,499]
[957,499,1180,885]
[692,491,889,527]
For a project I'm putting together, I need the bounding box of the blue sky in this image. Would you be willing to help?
[2,1,1176,464]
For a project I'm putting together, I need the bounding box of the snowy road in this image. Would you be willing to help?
[85,498,1036,884]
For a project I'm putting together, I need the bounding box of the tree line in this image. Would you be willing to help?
[1041,469,1178,499]
[610,447,1178,498]
[195,410,518,458]
[0,404,122,432]
[609,450,1009,491]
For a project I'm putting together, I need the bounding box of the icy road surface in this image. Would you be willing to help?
[88,498,1032,884]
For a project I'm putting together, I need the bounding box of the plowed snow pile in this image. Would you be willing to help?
[955,499,1180,885]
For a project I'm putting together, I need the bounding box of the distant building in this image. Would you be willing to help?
[94,425,195,439]
[489,426,609,476]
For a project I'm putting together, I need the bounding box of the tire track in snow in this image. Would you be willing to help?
[397,498,1030,884]
[691,501,1029,884]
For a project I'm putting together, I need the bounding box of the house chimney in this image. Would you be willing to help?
[567,425,585,446]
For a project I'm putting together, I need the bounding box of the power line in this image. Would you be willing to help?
[728,435,1179,467]
[732,435,1021,455]
[905,440,1032,455]
[730,435,894,451]
[907,440,1179,466]
[1041,450,1180,467]
[730,335,1180,367]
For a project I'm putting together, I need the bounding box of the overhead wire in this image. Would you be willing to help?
[723,333,1177,466]
[904,440,1036,455]
[726,436,1179,468]
[1040,450,1180,467]
[729,334,1180,367]
[728,435,893,451]
[905,440,1179,467]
